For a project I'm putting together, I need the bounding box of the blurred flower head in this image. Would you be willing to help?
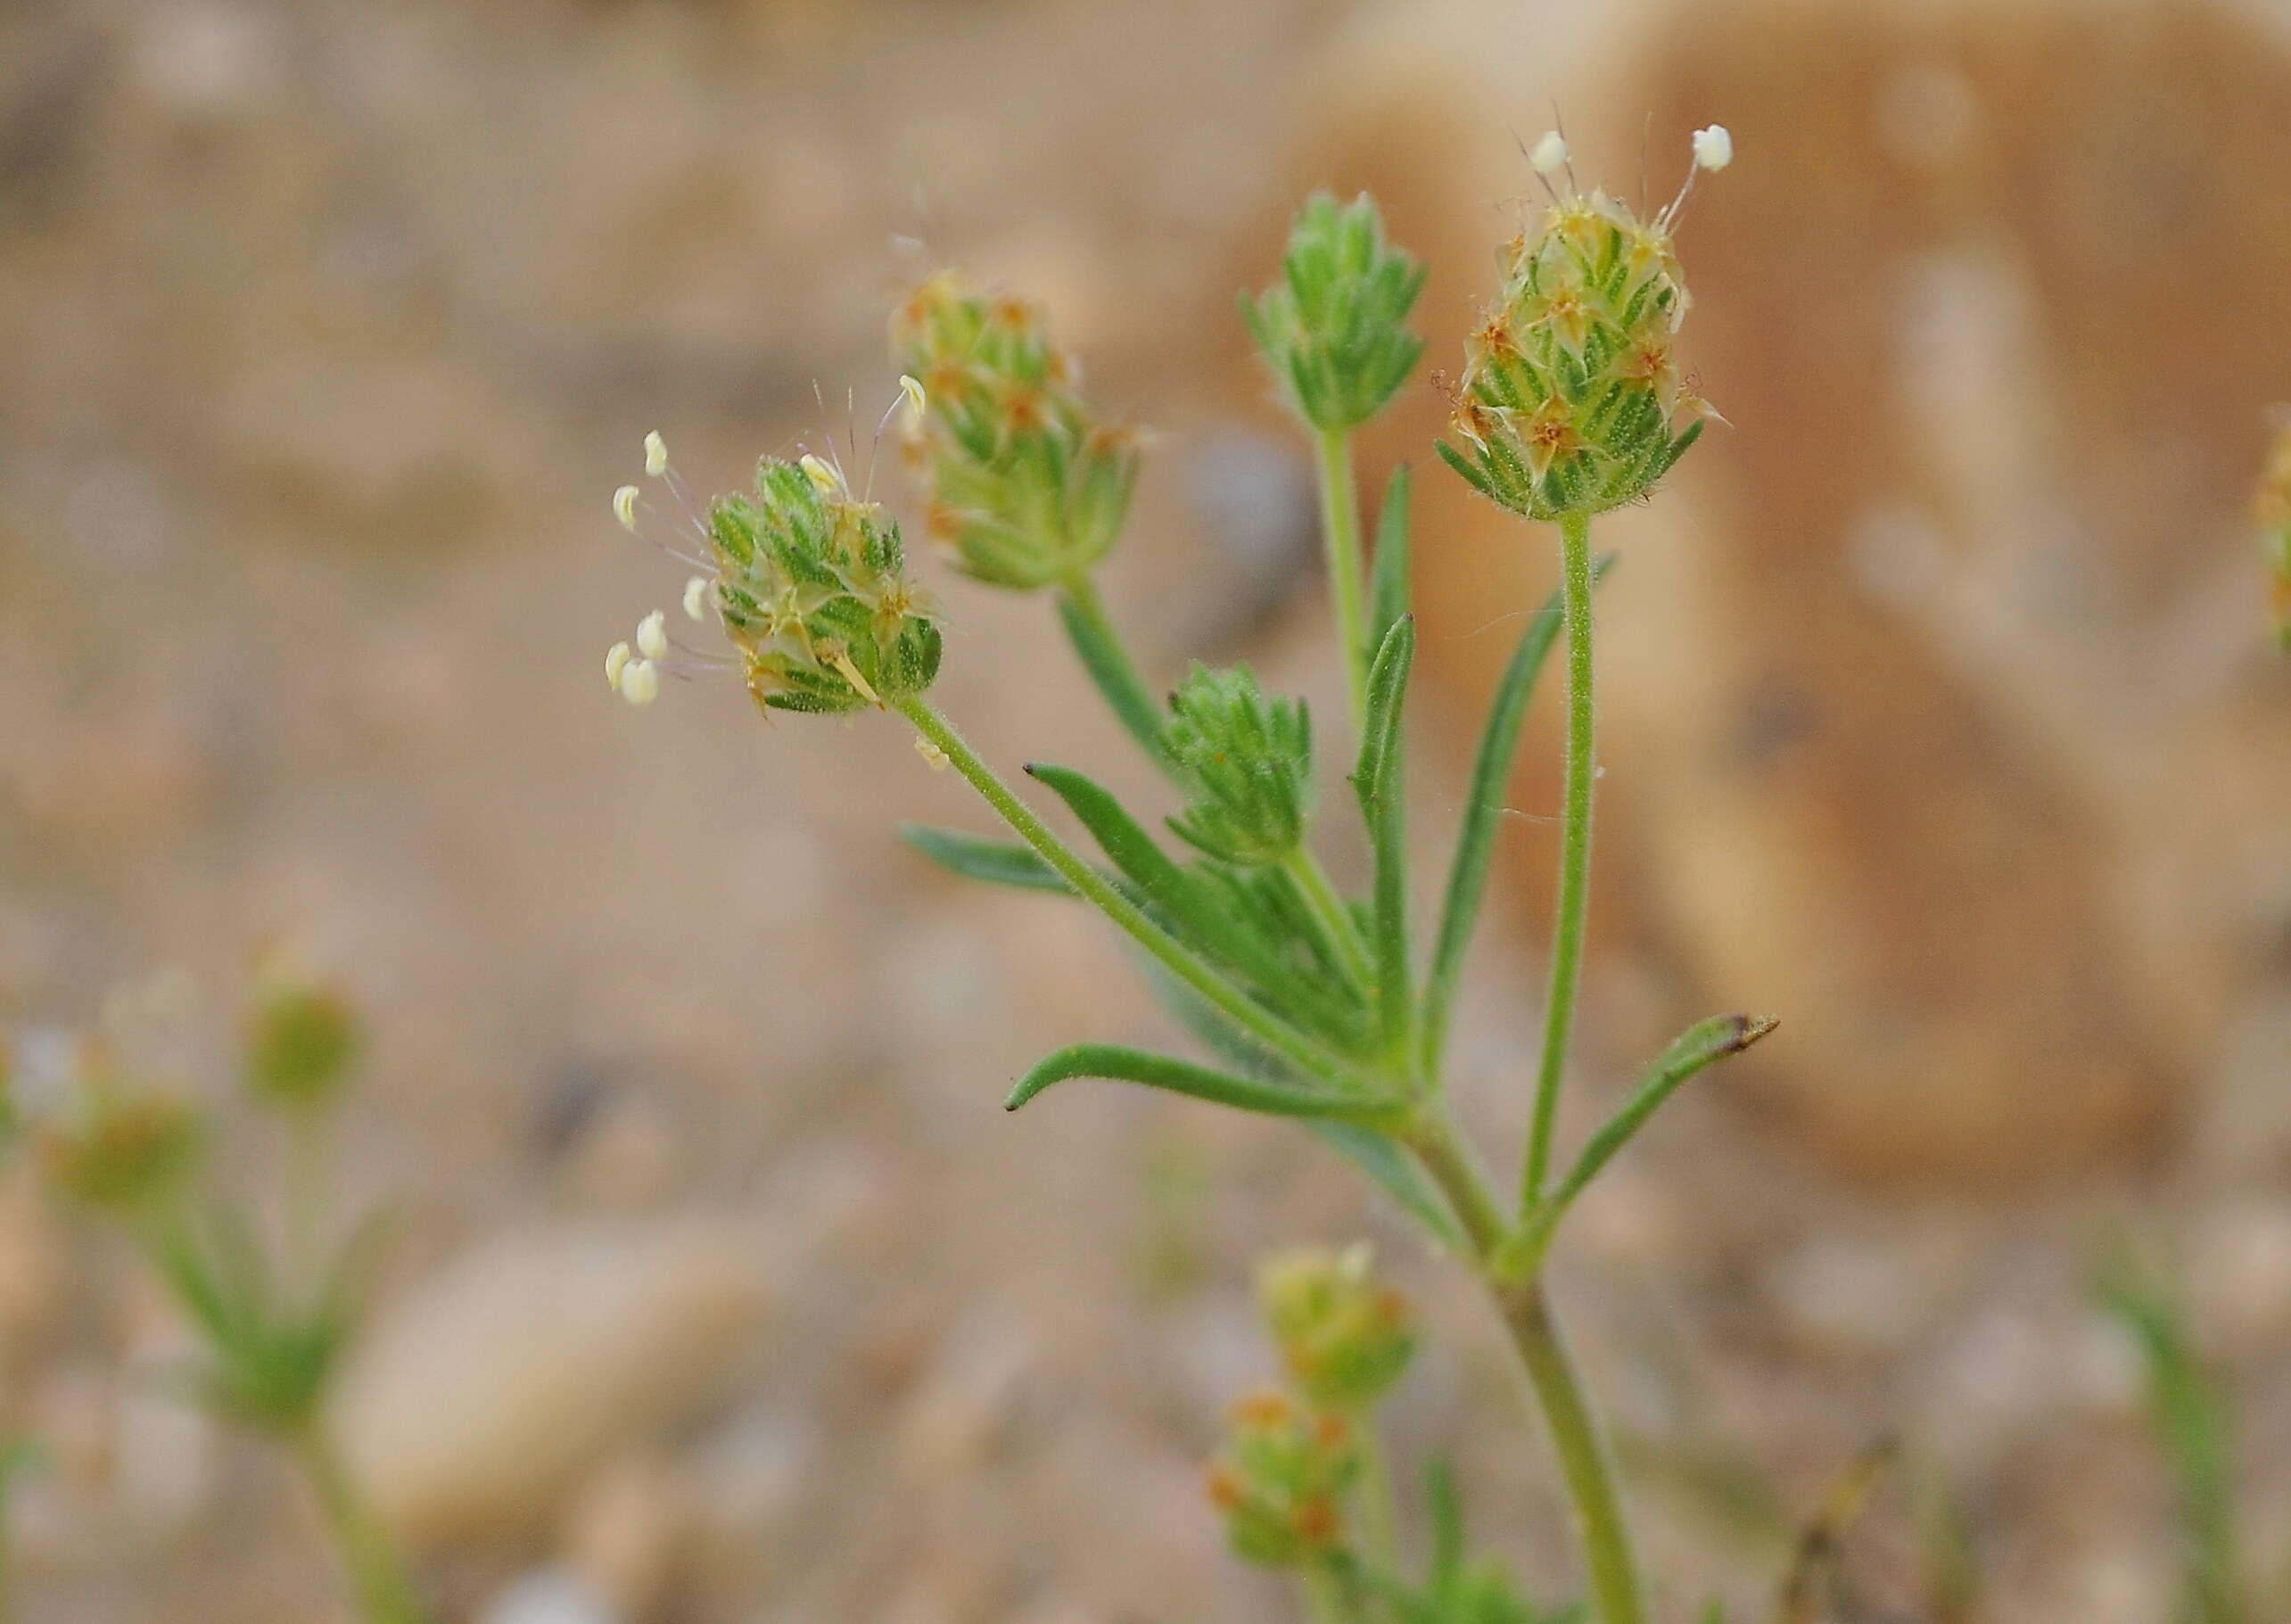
[243,953,361,1111]
[1438,127,1727,522]
[1257,1242,1414,1413]
[891,272,1141,592]
[41,1045,202,1218]
[1205,1386,1359,1568]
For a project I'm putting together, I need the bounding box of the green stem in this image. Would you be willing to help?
[1282,848,1375,993]
[1524,511,1596,1208]
[1058,573,1169,768]
[294,1424,428,1624]
[1405,1109,1644,1624]
[1498,1284,1645,1624]
[1355,1423,1401,1571]
[898,698,1359,1091]
[1300,1562,1350,1624]
[1314,426,1371,727]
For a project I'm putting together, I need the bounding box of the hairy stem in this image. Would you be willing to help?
[1524,510,1597,1206]
[1407,1108,1644,1624]
[293,1423,428,1624]
[1314,426,1371,726]
[1498,1285,1645,1624]
[898,698,1358,1091]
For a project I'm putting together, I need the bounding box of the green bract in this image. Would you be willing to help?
[705,459,943,715]
[1162,664,1314,868]
[894,273,1140,591]
[1244,193,1426,431]
[1438,187,1710,521]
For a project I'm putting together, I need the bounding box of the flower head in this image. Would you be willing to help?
[1437,130,1724,521]
[1243,192,1426,431]
[1257,1243,1415,1414]
[42,1048,203,1217]
[1160,664,1314,869]
[606,427,943,716]
[1204,1387,1360,1569]
[243,955,361,1111]
[891,272,1140,591]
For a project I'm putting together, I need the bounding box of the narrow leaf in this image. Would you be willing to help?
[1138,960,1463,1249]
[1367,464,1413,655]
[1026,763,1365,1045]
[1006,1043,1398,1123]
[1420,555,1616,1076]
[1354,617,1416,1054]
[1518,1014,1776,1268]
[1056,589,1170,770]
[901,824,1071,894]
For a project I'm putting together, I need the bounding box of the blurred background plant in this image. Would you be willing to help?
[30,966,426,1624]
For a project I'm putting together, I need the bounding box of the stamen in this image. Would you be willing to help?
[618,658,660,706]
[644,431,669,479]
[604,641,632,689]
[683,574,712,622]
[636,610,669,661]
[614,485,640,531]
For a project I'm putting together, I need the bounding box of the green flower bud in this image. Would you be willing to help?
[1243,193,1426,431]
[243,962,360,1110]
[892,273,1141,591]
[1438,132,1726,521]
[2260,418,2291,648]
[43,1054,202,1217]
[1205,1387,1359,1569]
[705,458,944,715]
[1257,1244,1414,1414]
[1161,664,1313,868]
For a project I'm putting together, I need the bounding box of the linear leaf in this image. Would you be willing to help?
[1515,1014,1776,1271]
[1005,1043,1397,1123]
[1026,763,1365,1046]
[1353,616,1416,1055]
[1368,464,1413,655]
[1136,960,1463,1249]
[1419,555,1616,1076]
[1056,589,1170,769]
[900,824,1072,894]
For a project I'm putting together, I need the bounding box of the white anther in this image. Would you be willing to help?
[644,431,668,478]
[618,658,660,706]
[799,454,842,494]
[1529,130,1569,174]
[613,485,640,530]
[636,609,669,661]
[1692,125,1734,171]
[605,640,632,689]
[898,374,927,421]
[683,575,711,622]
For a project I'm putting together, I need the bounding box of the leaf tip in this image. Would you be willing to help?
[1730,1013,1780,1052]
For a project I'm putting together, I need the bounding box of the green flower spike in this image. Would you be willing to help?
[605,431,943,717]
[891,272,1141,592]
[1161,664,1314,868]
[1206,1387,1361,1569]
[1242,192,1426,433]
[1438,126,1727,521]
[1257,1243,1416,1414]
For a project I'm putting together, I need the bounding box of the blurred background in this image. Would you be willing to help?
[3,0,2290,1618]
